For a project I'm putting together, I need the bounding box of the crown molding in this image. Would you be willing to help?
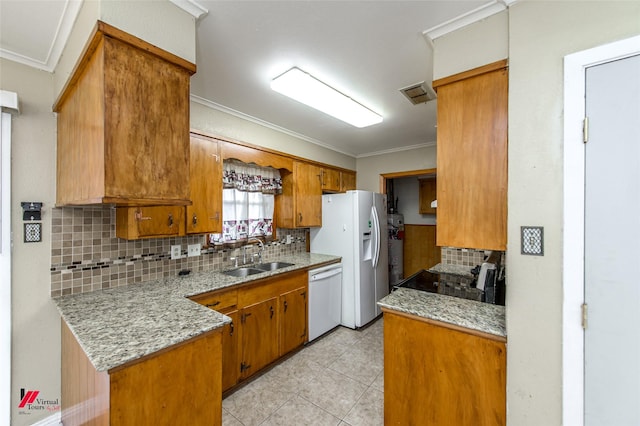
[423,0,518,43]
[0,0,83,72]
[356,141,436,159]
[190,94,357,158]
[169,0,208,20]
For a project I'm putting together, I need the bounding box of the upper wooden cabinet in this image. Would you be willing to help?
[277,161,323,228]
[418,177,437,214]
[187,134,222,234]
[341,171,357,192]
[116,205,186,240]
[433,60,508,251]
[321,168,342,193]
[53,21,196,206]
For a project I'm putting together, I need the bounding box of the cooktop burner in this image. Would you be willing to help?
[393,269,440,293]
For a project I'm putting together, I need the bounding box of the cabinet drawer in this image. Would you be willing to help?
[191,289,238,312]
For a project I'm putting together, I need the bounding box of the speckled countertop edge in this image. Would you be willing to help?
[55,253,340,372]
[378,288,506,338]
[428,262,475,278]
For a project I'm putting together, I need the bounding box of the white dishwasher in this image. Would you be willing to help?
[308,263,343,342]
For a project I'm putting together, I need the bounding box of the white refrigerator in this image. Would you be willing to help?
[310,190,389,329]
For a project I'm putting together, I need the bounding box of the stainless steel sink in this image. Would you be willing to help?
[254,262,295,271]
[223,267,265,277]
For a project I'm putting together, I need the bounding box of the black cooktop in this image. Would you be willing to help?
[393,269,440,293]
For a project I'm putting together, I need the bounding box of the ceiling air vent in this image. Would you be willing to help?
[399,82,437,105]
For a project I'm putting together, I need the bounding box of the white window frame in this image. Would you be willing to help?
[0,90,18,426]
[563,35,640,426]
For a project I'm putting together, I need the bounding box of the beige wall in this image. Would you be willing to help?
[1,59,59,426]
[53,0,196,99]
[433,10,508,80]
[190,100,356,170]
[355,145,436,192]
[507,2,640,425]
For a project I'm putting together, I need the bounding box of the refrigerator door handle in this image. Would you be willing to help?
[371,205,380,268]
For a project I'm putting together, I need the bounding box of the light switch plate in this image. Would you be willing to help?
[188,244,201,257]
[171,245,182,260]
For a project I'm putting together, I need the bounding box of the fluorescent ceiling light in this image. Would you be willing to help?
[271,67,383,128]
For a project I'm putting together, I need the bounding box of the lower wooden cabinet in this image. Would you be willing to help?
[279,286,307,356]
[383,309,506,426]
[192,269,308,392]
[239,297,279,379]
[61,321,222,426]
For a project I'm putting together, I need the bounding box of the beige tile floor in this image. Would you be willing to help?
[222,317,384,426]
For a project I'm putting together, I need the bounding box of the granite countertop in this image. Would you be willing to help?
[428,262,475,279]
[55,252,340,372]
[377,288,506,338]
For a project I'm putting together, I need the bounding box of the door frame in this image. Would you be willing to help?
[562,34,640,426]
[379,168,437,194]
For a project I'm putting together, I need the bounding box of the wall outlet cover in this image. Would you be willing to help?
[187,244,201,257]
[171,245,182,260]
[286,235,293,244]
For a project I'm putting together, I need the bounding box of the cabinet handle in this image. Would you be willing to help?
[301,291,306,300]
[229,321,234,337]
[134,210,151,221]
[298,213,303,224]
[284,301,288,312]
[192,214,198,226]
[270,306,274,319]
[168,214,174,227]
[205,301,220,308]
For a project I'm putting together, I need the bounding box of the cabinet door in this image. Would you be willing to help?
[435,65,508,251]
[341,171,357,192]
[115,206,185,239]
[239,297,278,379]
[221,310,239,392]
[321,168,342,193]
[187,135,222,234]
[279,287,307,356]
[418,178,437,214]
[294,162,322,227]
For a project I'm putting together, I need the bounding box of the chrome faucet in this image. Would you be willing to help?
[247,236,265,264]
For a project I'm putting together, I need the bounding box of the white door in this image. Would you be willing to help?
[584,54,640,426]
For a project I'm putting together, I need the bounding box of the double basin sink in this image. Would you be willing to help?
[224,262,294,278]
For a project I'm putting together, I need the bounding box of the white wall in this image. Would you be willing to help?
[506,2,640,425]
[0,59,59,426]
[356,145,437,192]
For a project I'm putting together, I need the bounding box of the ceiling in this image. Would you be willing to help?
[0,0,506,157]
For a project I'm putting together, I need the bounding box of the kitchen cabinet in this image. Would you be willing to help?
[433,60,508,251]
[239,297,279,379]
[190,289,239,392]
[191,269,308,391]
[279,286,307,356]
[341,171,357,192]
[418,177,437,214]
[53,21,195,206]
[383,310,506,426]
[277,161,323,228]
[115,205,186,239]
[187,134,222,234]
[403,224,440,277]
[321,167,342,193]
[61,321,222,425]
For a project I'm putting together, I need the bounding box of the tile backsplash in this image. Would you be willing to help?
[50,207,307,297]
[440,247,488,267]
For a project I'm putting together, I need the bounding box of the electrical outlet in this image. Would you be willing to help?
[188,244,201,257]
[286,235,293,244]
[171,245,182,260]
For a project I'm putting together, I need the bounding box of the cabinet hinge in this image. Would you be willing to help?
[583,117,589,143]
[240,362,251,373]
[581,303,588,330]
